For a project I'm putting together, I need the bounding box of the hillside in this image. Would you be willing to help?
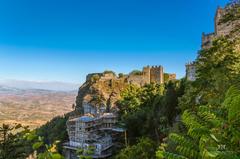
[0,86,77,129]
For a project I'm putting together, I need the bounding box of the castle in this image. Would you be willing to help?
[127,65,176,86]
[86,65,176,87]
[64,65,176,158]
[186,4,240,81]
[202,5,240,49]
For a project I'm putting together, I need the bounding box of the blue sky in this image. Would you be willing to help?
[0,0,229,83]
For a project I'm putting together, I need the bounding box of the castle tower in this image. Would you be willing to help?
[214,7,223,35]
[186,62,196,81]
[201,32,215,49]
[142,66,151,84]
[150,66,164,84]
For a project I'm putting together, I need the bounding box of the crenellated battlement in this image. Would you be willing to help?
[201,4,240,49]
[85,66,175,87]
[127,65,175,86]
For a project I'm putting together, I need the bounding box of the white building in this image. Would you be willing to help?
[186,62,196,81]
[63,105,123,159]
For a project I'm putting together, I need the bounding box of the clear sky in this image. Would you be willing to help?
[0,0,229,83]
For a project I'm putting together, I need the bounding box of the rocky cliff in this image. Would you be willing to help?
[74,67,177,115]
[74,72,129,114]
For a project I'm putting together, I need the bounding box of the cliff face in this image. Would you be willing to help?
[75,72,129,114]
[74,67,177,115]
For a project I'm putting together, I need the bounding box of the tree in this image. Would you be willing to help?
[118,83,166,143]
[0,123,64,159]
[103,70,116,76]
[0,124,32,159]
[164,81,179,125]
[76,146,95,159]
[117,82,181,145]
[129,70,142,75]
[195,37,240,104]
[156,86,240,159]
[90,74,100,83]
[115,137,156,159]
[118,73,124,78]
[179,35,240,112]
[36,115,69,154]
[118,84,142,116]
[219,0,240,24]
[26,130,64,159]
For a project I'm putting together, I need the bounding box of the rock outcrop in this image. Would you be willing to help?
[74,72,129,115]
[74,67,176,115]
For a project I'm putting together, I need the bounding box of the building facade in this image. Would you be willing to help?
[186,62,196,81]
[63,104,124,159]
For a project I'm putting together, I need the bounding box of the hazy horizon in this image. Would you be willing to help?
[0,79,80,91]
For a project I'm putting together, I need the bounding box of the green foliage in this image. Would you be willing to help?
[90,74,100,83]
[35,141,64,159]
[157,87,240,159]
[197,37,240,102]
[0,123,64,159]
[156,143,188,159]
[118,81,185,145]
[164,73,170,83]
[178,81,199,111]
[129,70,142,75]
[118,83,165,144]
[223,86,240,121]
[164,81,179,124]
[76,146,95,159]
[0,124,33,159]
[118,73,124,78]
[115,137,156,159]
[90,94,105,107]
[103,70,116,76]
[25,131,64,159]
[36,115,69,154]
[179,35,240,112]
[160,10,240,158]
[118,84,143,115]
[219,1,240,24]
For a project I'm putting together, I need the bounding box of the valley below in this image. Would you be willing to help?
[0,87,77,129]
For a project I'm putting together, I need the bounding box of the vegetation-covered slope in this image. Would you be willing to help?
[1,1,239,159]
[157,1,240,159]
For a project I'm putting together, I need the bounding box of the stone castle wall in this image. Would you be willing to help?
[168,73,176,81]
[187,4,240,80]
[202,5,240,49]
[150,66,164,84]
[127,74,147,86]
[142,66,151,84]
[202,33,215,49]
[126,65,173,86]
[86,65,174,88]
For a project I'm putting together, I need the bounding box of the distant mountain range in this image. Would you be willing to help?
[0,79,80,91]
[0,80,79,129]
